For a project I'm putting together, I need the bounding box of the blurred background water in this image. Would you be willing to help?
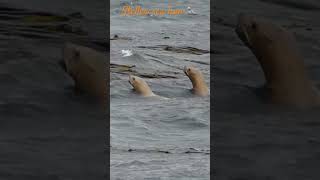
[0,0,106,179]
[213,0,320,179]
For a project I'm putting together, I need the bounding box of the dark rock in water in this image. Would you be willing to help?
[111,63,177,79]
[68,12,84,19]
[111,63,135,73]
[137,45,209,55]
[306,27,312,31]
[138,73,177,79]
[158,150,170,154]
[110,34,132,40]
[110,34,119,40]
[164,46,170,50]
[184,148,208,154]
[163,36,170,39]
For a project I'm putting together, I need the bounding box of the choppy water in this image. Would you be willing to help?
[0,0,106,179]
[213,0,320,179]
[110,0,210,179]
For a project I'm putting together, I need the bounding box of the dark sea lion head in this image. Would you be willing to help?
[235,14,320,108]
[235,13,294,60]
[235,13,304,82]
[63,43,81,78]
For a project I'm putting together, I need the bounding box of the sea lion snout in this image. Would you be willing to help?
[184,66,198,77]
[235,14,256,47]
[128,74,135,86]
[183,66,190,76]
[128,75,155,97]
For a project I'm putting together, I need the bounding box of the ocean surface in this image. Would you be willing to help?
[110,0,210,179]
[213,0,320,179]
[0,0,106,179]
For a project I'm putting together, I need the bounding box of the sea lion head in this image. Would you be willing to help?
[184,66,203,81]
[184,66,208,96]
[62,43,107,107]
[235,13,305,82]
[128,75,154,96]
[235,13,295,59]
[235,14,320,108]
[63,43,81,78]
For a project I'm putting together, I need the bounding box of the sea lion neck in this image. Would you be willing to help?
[255,42,308,88]
[189,74,208,92]
[141,86,153,95]
[135,83,151,93]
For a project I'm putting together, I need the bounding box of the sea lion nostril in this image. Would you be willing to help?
[251,22,257,29]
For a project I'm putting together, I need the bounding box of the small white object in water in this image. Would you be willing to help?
[121,49,133,57]
[187,6,196,15]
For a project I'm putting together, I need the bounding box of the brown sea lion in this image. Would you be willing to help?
[128,75,156,97]
[235,13,320,108]
[184,66,209,96]
[63,42,107,106]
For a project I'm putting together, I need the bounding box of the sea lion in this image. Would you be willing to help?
[235,13,320,108]
[63,42,108,106]
[184,66,209,96]
[128,75,156,97]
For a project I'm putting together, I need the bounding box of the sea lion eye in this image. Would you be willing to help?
[132,77,135,81]
[188,68,191,71]
[251,22,257,30]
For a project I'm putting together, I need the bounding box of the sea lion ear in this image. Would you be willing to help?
[69,50,80,65]
[73,50,80,59]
